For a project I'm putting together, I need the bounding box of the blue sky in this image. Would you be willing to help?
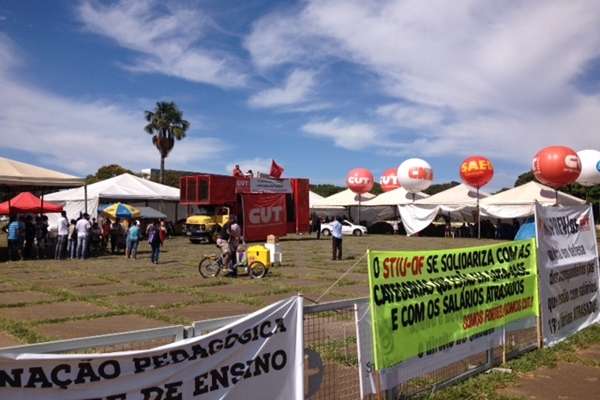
[1,0,599,190]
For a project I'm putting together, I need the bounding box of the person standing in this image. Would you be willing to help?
[312,213,322,240]
[227,217,242,276]
[147,220,162,264]
[126,221,141,259]
[23,215,35,259]
[67,219,77,259]
[331,216,343,261]
[55,211,69,259]
[76,213,91,259]
[4,216,22,261]
[232,164,243,177]
[110,218,122,254]
[101,218,111,251]
[159,220,168,246]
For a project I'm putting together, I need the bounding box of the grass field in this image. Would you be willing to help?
[0,234,499,347]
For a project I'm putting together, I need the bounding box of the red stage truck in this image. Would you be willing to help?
[180,174,310,243]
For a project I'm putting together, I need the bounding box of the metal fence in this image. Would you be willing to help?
[0,297,539,399]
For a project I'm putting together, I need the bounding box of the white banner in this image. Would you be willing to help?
[535,203,600,347]
[250,177,292,194]
[0,296,304,400]
[355,301,502,397]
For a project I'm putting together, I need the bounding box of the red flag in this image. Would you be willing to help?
[270,159,284,178]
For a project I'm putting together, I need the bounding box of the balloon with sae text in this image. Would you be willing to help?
[346,168,374,194]
[460,156,494,188]
[379,167,401,192]
[575,149,600,187]
[397,158,433,193]
[532,146,581,188]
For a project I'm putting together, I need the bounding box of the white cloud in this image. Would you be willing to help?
[248,69,316,108]
[376,103,445,130]
[302,118,379,150]
[0,34,226,175]
[78,0,246,88]
[247,0,600,162]
[225,158,272,175]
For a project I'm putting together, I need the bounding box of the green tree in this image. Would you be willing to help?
[310,184,345,197]
[144,101,190,184]
[424,181,460,195]
[514,171,537,186]
[85,164,133,184]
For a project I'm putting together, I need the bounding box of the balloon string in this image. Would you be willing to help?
[315,252,368,303]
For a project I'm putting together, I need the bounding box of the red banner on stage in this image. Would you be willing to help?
[242,193,287,241]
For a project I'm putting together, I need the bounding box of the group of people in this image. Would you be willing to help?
[442,219,521,239]
[232,164,254,178]
[4,214,51,261]
[4,211,169,263]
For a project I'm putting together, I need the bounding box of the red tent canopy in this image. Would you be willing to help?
[0,192,63,215]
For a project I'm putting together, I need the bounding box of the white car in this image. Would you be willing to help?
[321,220,367,236]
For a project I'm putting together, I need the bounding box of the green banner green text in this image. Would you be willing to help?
[368,239,539,370]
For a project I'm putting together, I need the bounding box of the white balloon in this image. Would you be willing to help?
[397,158,433,193]
[576,149,600,186]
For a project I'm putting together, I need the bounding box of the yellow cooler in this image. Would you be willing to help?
[247,245,271,267]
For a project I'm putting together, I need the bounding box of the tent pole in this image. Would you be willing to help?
[554,189,558,207]
[40,194,44,217]
[84,184,88,214]
[477,187,481,239]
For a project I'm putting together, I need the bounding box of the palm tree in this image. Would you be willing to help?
[144,101,190,184]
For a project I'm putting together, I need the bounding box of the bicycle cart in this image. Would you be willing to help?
[198,244,270,279]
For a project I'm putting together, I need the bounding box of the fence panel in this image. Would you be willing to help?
[304,299,362,400]
[0,325,185,355]
[0,297,545,399]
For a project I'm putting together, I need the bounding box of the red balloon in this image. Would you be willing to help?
[460,156,494,188]
[379,168,401,192]
[532,146,581,188]
[347,168,374,193]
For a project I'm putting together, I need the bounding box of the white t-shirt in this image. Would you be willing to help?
[58,217,69,236]
[76,219,91,237]
[331,220,343,239]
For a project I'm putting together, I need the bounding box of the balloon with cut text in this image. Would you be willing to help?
[532,146,581,188]
[379,168,401,192]
[460,156,494,189]
[346,168,374,194]
[397,158,433,193]
[576,149,600,187]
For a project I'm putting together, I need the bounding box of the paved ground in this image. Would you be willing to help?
[0,234,496,346]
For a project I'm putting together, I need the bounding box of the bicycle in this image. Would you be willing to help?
[198,253,268,279]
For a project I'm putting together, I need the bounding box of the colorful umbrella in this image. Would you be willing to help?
[101,202,141,219]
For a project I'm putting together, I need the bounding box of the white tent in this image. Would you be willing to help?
[399,184,488,235]
[0,156,83,187]
[309,191,325,208]
[314,188,375,207]
[45,173,184,223]
[480,181,585,219]
[362,187,428,206]
[414,184,488,209]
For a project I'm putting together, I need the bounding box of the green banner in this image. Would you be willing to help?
[368,239,539,370]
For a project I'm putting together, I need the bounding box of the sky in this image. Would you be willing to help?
[1,0,600,190]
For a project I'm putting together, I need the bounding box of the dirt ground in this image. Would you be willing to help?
[0,234,497,346]
[498,343,600,400]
